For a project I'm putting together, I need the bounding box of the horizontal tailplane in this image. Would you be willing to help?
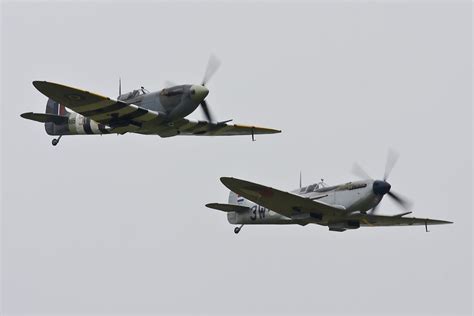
[21,112,68,124]
[205,203,250,213]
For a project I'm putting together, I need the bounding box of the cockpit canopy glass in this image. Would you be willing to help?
[299,181,367,194]
[300,183,321,193]
[118,88,147,101]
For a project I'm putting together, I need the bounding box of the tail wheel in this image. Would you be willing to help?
[51,135,62,146]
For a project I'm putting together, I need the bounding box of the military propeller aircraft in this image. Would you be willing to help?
[21,56,280,146]
[207,152,452,233]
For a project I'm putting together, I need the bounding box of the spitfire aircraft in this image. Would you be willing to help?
[21,57,280,146]
[207,153,452,233]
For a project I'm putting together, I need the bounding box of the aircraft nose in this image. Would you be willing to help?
[191,85,209,102]
[372,180,391,195]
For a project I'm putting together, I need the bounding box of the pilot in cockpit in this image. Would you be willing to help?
[118,87,149,101]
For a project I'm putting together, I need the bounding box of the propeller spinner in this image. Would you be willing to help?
[164,55,220,123]
[352,150,412,214]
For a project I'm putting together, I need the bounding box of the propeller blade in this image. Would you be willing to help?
[202,54,221,86]
[352,163,372,180]
[387,191,412,210]
[200,100,214,123]
[384,149,399,181]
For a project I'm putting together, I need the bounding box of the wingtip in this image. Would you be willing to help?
[262,128,282,134]
[220,177,242,190]
[32,80,50,93]
[430,219,454,225]
[220,177,233,184]
[32,80,43,88]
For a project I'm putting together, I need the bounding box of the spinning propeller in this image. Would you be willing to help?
[352,150,412,214]
[163,55,221,123]
[198,55,221,123]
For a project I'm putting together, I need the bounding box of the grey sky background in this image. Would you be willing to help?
[1,1,472,315]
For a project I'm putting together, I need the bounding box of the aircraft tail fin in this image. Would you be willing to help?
[45,98,67,116]
[20,98,69,135]
[228,191,242,205]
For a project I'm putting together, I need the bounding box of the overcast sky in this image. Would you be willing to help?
[1,1,472,315]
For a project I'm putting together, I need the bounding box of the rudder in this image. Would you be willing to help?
[228,191,239,205]
[44,99,68,135]
[45,98,67,116]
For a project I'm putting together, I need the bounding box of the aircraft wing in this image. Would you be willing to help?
[347,213,453,227]
[220,177,346,219]
[33,81,163,133]
[157,118,281,137]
